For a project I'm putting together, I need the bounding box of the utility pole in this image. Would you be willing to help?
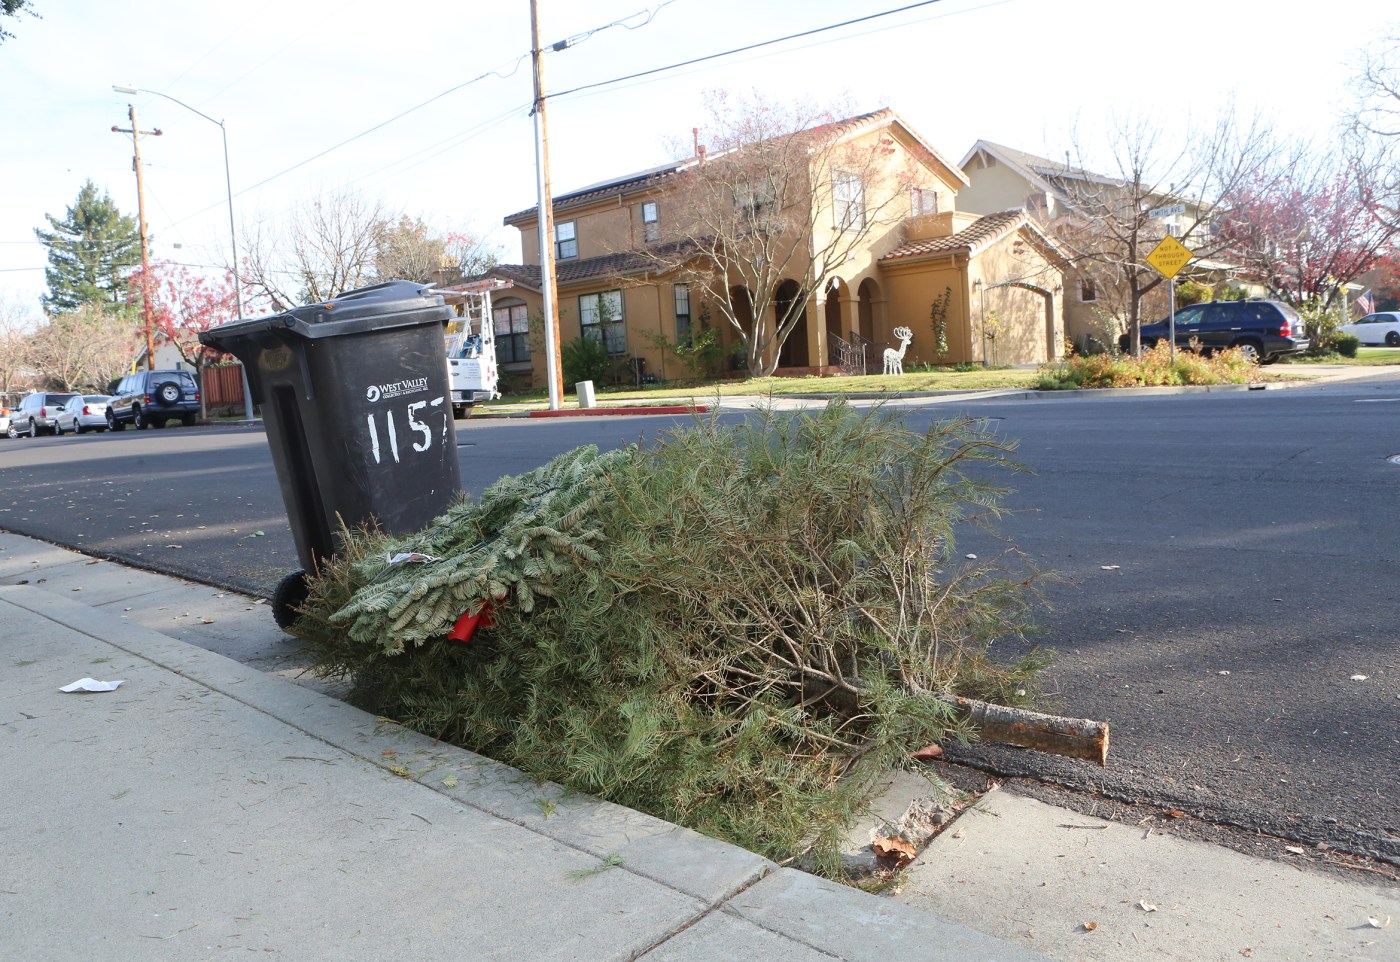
[112,105,161,371]
[530,0,563,409]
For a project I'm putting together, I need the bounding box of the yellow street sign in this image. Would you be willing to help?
[1146,235,1192,279]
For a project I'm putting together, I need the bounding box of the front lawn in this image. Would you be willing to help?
[487,366,1038,408]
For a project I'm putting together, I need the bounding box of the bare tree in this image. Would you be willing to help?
[1054,109,1275,355]
[1349,29,1400,232]
[27,304,138,391]
[240,187,389,308]
[0,292,41,397]
[373,215,444,285]
[371,217,502,286]
[646,93,924,376]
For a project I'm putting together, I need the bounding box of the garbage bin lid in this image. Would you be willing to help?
[201,280,453,349]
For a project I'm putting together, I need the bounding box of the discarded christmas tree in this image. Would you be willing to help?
[293,402,1049,874]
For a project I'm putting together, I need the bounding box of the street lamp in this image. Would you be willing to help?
[112,84,255,421]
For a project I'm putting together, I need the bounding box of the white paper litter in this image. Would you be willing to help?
[59,678,126,693]
[386,552,441,565]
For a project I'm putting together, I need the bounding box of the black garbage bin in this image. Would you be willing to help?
[201,280,461,629]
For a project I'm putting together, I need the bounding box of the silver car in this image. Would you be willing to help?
[13,391,79,437]
[55,395,113,435]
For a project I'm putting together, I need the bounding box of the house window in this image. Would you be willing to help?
[555,220,577,260]
[833,170,865,229]
[642,201,659,243]
[734,180,775,218]
[493,301,531,364]
[1080,279,1097,303]
[580,289,626,355]
[911,188,938,217]
[673,284,692,342]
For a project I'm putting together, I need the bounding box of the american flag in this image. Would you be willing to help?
[1356,290,1375,316]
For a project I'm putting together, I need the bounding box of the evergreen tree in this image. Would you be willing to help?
[34,180,141,314]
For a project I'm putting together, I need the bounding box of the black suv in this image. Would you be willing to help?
[1120,300,1309,364]
[14,391,78,436]
[107,370,201,430]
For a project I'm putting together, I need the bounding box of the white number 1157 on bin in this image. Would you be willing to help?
[366,397,449,464]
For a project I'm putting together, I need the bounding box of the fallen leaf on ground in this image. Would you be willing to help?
[1285,846,1306,855]
[911,742,944,761]
[1217,670,1231,676]
[1368,916,1392,929]
[1164,810,1187,819]
[1082,921,1098,932]
[1138,900,1157,912]
[872,835,918,866]
[1242,949,1254,957]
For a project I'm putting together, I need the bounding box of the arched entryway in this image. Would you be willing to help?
[857,278,882,372]
[985,279,1058,361]
[776,278,809,368]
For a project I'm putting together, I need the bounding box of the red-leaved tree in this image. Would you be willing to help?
[127,261,238,417]
[1217,153,1399,309]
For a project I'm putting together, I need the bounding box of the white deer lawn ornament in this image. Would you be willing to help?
[883,326,914,376]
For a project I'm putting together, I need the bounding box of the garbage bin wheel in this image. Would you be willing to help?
[272,569,309,633]
[155,381,184,405]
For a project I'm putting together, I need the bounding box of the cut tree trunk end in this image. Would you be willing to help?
[938,695,1110,766]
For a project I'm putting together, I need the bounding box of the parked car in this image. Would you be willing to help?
[1119,300,1309,364]
[13,391,79,437]
[107,370,201,430]
[55,394,112,434]
[1338,311,1400,347]
[0,403,12,439]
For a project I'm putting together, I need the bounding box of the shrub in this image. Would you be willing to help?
[292,403,1048,875]
[1175,280,1213,307]
[1036,342,1262,389]
[1334,333,1360,358]
[561,335,612,388]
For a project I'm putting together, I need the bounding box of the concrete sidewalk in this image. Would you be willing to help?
[1,532,1395,961]
[0,541,1043,962]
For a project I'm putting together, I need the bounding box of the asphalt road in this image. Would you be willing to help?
[2,376,1397,868]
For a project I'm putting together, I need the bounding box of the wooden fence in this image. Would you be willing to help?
[201,363,249,415]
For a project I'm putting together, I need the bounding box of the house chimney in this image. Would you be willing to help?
[693,127,707,163]
[698,144,707,163]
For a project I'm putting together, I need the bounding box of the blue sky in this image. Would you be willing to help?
[1,0,1392,313]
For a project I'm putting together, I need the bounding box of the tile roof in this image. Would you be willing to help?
[879,209,1031,262]
[504,107,966,223]
[504,162,690,224]
[470,239,699,291]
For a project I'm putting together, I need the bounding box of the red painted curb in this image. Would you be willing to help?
[527,405,708,418]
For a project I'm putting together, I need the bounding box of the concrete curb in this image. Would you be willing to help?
[1,577,1051,962]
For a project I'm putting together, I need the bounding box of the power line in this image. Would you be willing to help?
[549,0,948,100]
[232,54,532,201]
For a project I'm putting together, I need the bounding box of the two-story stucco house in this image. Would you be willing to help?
[957,139,1236,352]
[465,111,1068,389]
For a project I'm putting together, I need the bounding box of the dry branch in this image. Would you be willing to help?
[938,695,1110,766]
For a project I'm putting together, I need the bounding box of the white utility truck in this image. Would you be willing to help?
[437,278,511,419]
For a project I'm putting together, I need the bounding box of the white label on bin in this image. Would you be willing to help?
[366,377,430,404]
[367,396,447,464]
